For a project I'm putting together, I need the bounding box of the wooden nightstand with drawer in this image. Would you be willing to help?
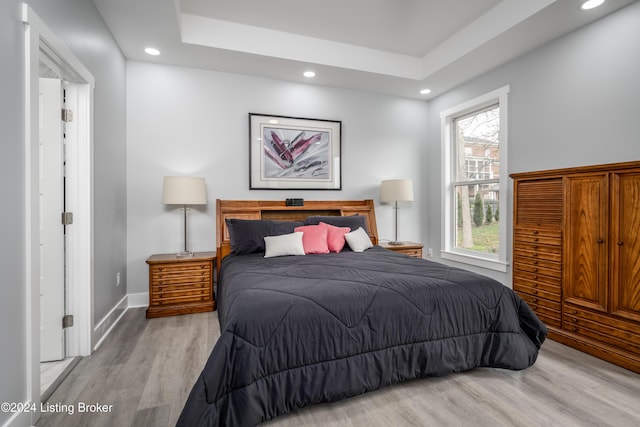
[379,241,424,258]
[146,251,216,318]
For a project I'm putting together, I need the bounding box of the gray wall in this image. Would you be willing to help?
[0,1,126,423]
[0,1,28,422]
[425,1,640,284]
[126,61,429,294]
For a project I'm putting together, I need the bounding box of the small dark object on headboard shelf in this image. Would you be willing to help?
[286,198,304,206]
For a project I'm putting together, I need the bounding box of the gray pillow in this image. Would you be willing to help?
[225,219,304,254]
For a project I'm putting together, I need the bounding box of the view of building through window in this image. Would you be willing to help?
[453,105,500,255]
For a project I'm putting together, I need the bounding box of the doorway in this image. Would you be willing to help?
[38,74,78,398]
[23,4,94,419]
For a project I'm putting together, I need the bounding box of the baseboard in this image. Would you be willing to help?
[92,295,128,351]
[127,292,149,308]
[88,293,148,352]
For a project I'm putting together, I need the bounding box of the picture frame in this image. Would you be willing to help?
[249,113,342,190]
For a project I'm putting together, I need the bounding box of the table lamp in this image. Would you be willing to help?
[162,176,207,257]
[380,179,414,245]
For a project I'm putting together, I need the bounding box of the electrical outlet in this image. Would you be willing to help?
[426,248,433,257]
[116,272,121,287]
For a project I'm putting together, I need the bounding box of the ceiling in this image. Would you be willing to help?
[92,0,635,100]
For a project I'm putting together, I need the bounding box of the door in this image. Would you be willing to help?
[39,77,65,362]
[564,173,609,313]
[610,170,640,322]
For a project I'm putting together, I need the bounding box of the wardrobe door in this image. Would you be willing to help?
[564,173,608,313]
[610,171,640,322]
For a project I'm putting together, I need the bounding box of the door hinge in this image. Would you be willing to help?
[61,212,74,225]
[61,108,73,122]
[62,314,74,329]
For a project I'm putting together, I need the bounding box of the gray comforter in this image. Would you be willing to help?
[177,247,546,426]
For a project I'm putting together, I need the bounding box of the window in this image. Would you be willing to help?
[440,86,509,272]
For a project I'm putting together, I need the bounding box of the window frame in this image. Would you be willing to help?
[440,86,509,272]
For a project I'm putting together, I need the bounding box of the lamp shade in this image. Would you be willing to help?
[380,179,414,203]
[162,176,207,205]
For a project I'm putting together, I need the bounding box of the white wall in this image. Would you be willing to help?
[425,1,640,285]
[126,62,429,295]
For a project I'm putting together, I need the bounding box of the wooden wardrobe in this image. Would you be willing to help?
[511,161,640,373]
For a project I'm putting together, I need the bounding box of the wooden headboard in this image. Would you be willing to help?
[216,199,378,270]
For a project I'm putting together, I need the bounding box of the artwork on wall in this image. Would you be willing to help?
[249,113,342,190]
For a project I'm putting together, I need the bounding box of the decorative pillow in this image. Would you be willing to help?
[264,232,306,258]
[225,219,303,254]
[294,225,330,254]
[320,222,350,252]
[304,215,368,233]
[344,227,373,252]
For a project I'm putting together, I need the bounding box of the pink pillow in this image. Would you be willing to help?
[294,225,330,254]
[320,222,350,252]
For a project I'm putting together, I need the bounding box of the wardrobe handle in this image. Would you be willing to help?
[597,239,604,244]
[617,241,624,246]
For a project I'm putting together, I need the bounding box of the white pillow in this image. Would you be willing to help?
[264,232,306,258]
[344,227,373,252]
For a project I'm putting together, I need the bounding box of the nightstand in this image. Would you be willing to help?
[146,251,216,318]
[379,241,424,259]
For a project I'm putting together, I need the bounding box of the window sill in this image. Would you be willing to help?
[440,250,508,273]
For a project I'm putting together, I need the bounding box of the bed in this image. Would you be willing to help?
[177,199,547,426]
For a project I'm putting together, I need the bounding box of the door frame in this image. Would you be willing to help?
[23,2,94,414]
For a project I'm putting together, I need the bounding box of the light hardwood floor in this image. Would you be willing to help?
[37,307,640,427]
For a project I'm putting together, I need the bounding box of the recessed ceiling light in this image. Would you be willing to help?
[144,47,161,56]
[303,71,316,78]
[420,89,432,95]
[579,0,605,10]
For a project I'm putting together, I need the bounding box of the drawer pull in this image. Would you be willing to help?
[532,290,538,295]
[533,230,539,235]
[532,282,538,288]
[533,238,539,242]
[533,268,539,273]
[533,261,539,265]
[571,310,577,315]
[568,326,577,332]
[531,305,537,311]
[597,239,604,244]
[570,318,578,323]
[531,298,538,303]
[533,245,539,250]
[617,241,624,246]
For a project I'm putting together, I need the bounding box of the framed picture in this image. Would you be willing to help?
[249,113,342,190]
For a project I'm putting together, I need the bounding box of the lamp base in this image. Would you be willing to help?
[387,241,404,246]
[176,251,195,258]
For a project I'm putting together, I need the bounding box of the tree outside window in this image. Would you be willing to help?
[453,105,500,255]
